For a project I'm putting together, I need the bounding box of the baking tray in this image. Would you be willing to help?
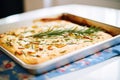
[0,13,120,74]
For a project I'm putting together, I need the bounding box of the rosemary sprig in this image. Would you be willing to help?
[31,26,100,38]
[77,26,100,35]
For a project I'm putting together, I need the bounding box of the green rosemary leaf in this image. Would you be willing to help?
[79,26,100,35]
[32,26,100,38]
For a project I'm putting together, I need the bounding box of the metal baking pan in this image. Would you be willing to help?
[0,13,120,74]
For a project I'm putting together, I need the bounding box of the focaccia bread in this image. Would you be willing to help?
[0,19,112,64]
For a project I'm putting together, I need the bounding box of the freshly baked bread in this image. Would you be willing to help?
[0,19,112,64]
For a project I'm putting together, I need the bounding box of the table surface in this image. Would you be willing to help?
[0,4,120,80]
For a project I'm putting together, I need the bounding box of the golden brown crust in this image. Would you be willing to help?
[0,20,113,65]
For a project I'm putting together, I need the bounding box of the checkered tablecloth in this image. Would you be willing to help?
[0,44,120,80]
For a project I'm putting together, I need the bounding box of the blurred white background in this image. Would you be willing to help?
[24,0,120,11]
